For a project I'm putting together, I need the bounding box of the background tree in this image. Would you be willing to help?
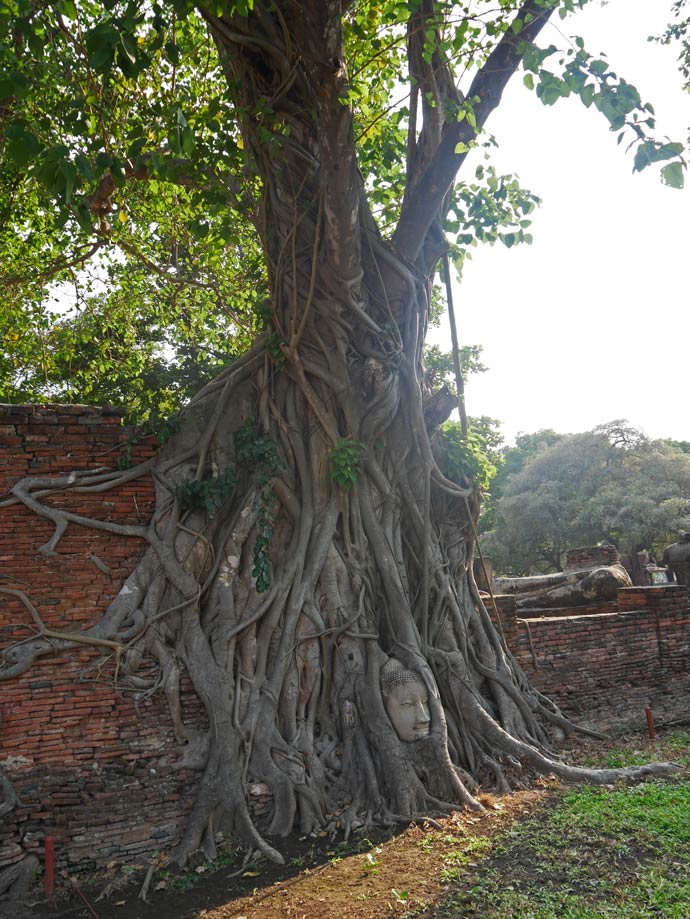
[477,426,562,534]
[0,0,683,872]
[483,420,690,574]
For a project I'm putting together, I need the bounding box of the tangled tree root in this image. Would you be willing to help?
[1,355,681,877]
[0,4,680,874]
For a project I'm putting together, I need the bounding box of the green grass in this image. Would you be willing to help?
[427,730,690,919]
[592,730,690,770]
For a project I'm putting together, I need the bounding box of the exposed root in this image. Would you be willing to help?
[0,767,19,819]
[137,863,156,904]
[463,689,682,787]
[0,856,39,902]
[3,376,677,872]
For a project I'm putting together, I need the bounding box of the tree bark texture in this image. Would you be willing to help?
[1,0,678,868]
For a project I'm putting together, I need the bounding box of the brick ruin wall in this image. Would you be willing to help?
[1,405,690,884]
[497,585,690,728]
[565,544,621,569]
[0,405,207,883]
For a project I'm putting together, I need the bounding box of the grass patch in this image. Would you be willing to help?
[428,731,690,919]
[583,730,690,770]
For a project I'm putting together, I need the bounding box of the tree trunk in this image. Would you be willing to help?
[2,0,679,870]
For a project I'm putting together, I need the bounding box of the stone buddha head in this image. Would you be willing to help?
[380,658,431,742]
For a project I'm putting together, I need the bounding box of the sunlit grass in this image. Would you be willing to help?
[427,731,690,919]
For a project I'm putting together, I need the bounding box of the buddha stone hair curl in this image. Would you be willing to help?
[380,658,422,696]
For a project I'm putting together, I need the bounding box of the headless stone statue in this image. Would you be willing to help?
[494,564,631,609]
[662,532,690,586]
[380,658,431,741]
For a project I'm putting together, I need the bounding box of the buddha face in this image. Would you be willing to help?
[383,677,431,742]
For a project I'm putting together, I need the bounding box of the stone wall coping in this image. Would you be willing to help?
[515,607,664,625]
[0,403,125,417]
[618,584,686,595]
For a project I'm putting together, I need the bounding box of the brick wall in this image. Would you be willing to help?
[500,584,690,726]
[0,405,205,881]
[492,594,619,621]
[565,545,620,569]
[2,406,690,888]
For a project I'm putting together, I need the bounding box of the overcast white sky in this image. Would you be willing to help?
[432,0,690,445]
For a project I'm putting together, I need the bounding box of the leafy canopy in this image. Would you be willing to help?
[0,0,686,421]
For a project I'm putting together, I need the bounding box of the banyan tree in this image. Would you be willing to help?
[0,0,682,871]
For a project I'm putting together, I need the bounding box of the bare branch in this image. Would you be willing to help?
[393,0,557,262]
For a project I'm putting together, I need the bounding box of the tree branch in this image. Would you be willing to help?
[404,0,463,196]
[393,0,557,263]
[1,240,106,288]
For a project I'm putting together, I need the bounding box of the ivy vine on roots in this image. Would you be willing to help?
[328,438,367,490]
[175,468,240,517]
[235,418,283,592]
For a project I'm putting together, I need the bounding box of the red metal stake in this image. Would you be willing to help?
[44,835,55,899]
[645,705,656,739]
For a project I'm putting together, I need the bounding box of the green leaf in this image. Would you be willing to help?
[0,72,30,99]
[59,161,78,204]
[120,32,138,65]
[90,43,117,72]
[110,158,127,185]
[659,142,684,158]
[634,141,685,173]
[661,162,684,189]
[6,128,43,166]
[328,438,366,490]
[95,151,114,169]
[60,0,78,20]
[189,219,209,239]
[589,59,608,76]
[74,155,95,181]
[165,42,181,65]
[85,24,119,72]
[180,126,195,156]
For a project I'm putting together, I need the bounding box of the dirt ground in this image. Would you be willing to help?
[19,789,547,919]
[15,727,681,919]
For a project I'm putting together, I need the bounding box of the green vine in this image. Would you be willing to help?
[253,490,278,593]
[328,438,367,490]
[235,418,282,485]
[117,411,182,470]
[155,412,183,444]
[175,468,239,517]
[265,332,287,370]
[441,422,496,492]
[235,418,283,592]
